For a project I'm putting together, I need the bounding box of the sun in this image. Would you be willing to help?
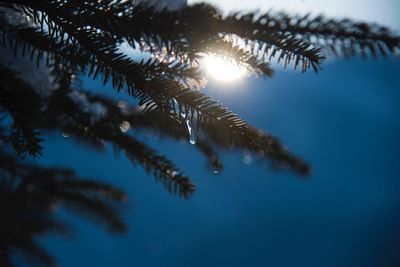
[203,54,247,82]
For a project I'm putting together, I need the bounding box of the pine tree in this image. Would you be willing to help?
[0,1,399,266]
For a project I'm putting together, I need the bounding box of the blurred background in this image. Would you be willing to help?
[29,1,400,266]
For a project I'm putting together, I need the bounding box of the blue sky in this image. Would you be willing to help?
[30,1,400,267]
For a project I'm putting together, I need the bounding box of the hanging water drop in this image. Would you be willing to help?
[173,98,197,145]
[119,121,130,133]
[189,135,196,145]
[185,118,196,145]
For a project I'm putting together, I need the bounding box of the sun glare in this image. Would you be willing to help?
[203,54,247,82]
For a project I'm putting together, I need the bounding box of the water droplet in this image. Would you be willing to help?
[119,121,130,133]
[117,100,127,109]
[213,170,219,174]
[62,133,69,138]
[189,134,196,145]
[243,154,253,165]
[166,169,178,177]
[185,118,196,145]
[117,12,123,17]
[173,98,197,145]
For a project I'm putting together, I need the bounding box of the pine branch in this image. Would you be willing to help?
[10,4,305,173]
[0,67,44,158]
[111,133,195,198]
[223,12,325,72]
[74,90,309,174]
[46,88,196,197]
[0,66,195,196]
[200,37,274,77]
[7,1,322,72]
[0,143,127,266]
[126,109,224,172]
[9,126,43,158]
[233,11,400,58]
